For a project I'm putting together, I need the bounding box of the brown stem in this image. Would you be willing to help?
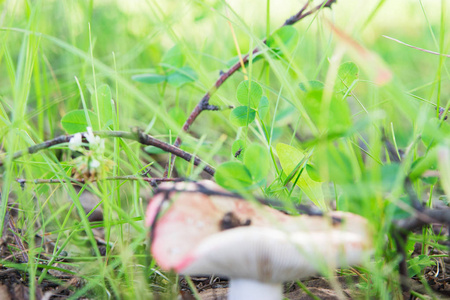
[1,129,215,176]
[394,208,450,293]
[284,0,336,26]
[16,176,184,188]
[392,230,409,293]
[395,209,450,231]
[165,0,337,177]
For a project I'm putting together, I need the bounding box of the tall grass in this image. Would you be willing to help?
[0,0,449,299]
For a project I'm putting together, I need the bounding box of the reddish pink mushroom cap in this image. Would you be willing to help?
[146,181,291,270]
[146,181,372,282]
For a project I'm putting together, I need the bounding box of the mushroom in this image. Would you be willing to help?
[146,181,372,300]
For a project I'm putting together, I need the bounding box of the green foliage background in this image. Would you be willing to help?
[0,0,449,299]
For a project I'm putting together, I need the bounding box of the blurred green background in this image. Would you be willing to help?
[1,0,450,298]
[1,0,448,146]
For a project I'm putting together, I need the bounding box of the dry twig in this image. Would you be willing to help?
[16,176,184,188]
[0,129,215,176]
[164,0,337,177]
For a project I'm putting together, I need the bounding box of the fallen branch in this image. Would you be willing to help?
[1,129,215,176]
[395,209,450,232]
[393,207,450,292]
[164,0,337,176]
[382,134,450,293]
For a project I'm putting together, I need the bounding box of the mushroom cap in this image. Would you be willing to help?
[146,180,372,282]
[146,181,291,270]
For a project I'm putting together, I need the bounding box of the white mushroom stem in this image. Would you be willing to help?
[228,279,282,300]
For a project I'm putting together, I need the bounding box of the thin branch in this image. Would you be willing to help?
[284,0,336,25]
[394,208,450,293]
[439,106,449,120]
[393,205,450,295]
[395,209,450,232]
[1,129,215,176]
[383,35,450,58]
[16,176,184,188]
[404,178,425,212]
[392,230,409,293]
[382,135,450,225]
[164,0,337,177]
[383,133,450,293]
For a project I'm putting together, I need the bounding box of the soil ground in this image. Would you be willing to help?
[2,211,450,299]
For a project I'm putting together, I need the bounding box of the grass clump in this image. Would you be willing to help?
[0,0,449,299]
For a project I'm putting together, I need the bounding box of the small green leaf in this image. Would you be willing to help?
[266,26,298,54]
[409,148,437,180]
[276,143,325,210]
[97,84,113,129]
[336,62,359,94]
[161,45,185,70]
[422,117,450,148]
[258,96,269,119]
[167,67,198,87]
[61,110,99,134]
[243,144,270,183]
[232,139,245,161]
[408,255,435,277]
[230,106,256,127]
[302,90,351,135]
[132,73,167,84]
[421,176,438,185]
[299,80,324,92]
[236,80,263,108]
[306,164,321,182]
[214,162,253,191]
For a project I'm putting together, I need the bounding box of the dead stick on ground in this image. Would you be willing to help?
[395,209,450,231]
[164,0,337,177]
[394,207,450,293]
[383,134,450,292]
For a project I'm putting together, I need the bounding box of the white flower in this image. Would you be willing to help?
[69,133,82,151]
[85,127,95,144]
[98,138,105,152]
[84,127,102,149]
[89,158,100,169]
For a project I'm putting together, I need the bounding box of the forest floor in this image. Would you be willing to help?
[2,215,450,300]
